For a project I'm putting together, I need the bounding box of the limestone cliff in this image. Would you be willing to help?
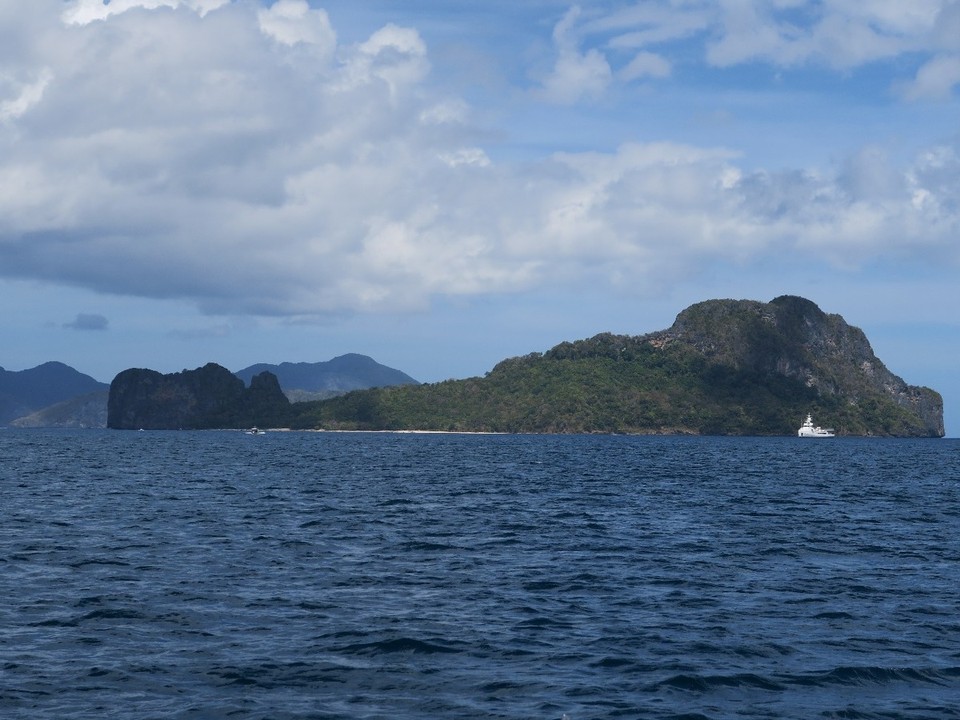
[646,296,943,436]
[107,363,290,430]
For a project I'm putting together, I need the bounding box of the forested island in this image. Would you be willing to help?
[107,296,944,437]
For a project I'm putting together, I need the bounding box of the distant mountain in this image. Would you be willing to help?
[0,362,108,426]
[107,354,421,430]
[290,296,944,437]
[5,354,419,428]
[10,391,109,429]
[234,354,419,396]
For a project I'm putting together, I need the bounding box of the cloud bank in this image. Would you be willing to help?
[0,0,958,320]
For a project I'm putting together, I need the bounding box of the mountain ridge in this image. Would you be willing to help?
[0,362,108,426]
[235,354,419,393]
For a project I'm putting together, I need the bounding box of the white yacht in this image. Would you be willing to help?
[798,414,835,438]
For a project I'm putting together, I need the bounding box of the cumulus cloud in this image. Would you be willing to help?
[257,0,335,55]
[62,0,228,25]
[519,139,959,279]
[344,24,430,98]
[0,1,958,322]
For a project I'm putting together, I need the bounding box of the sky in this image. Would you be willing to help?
[1,0,958,435]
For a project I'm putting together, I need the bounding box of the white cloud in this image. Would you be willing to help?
[706,0,945,68]
[257,0,336,55]
[597,3,711,48]
[536,6,613,105]
[0,68,52,121]
[0,1,959,321]
[439,148,491,168]
[62,0,228,25]
[339,24,430,98]
[419,98,469,125]
[619,51,671,81]
[900,54,960,100]
[587,0,956,82]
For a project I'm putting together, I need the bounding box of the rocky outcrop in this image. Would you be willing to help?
[647,295,943,436]
[107,363,290,430]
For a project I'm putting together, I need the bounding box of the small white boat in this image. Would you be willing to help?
[798,414,834,438]
[245,427,265,435]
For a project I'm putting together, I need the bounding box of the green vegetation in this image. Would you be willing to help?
[290,337,795,433]
[108,297,945,436]
[286,296,943,437]
[288,329,940,436]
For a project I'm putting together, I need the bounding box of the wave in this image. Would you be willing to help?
[333,636,465,655]
[654,672,786,692]
[782,665,960,687]
[812,611,857,620]
[653,666,960,694]
[395,541,464,552]
[30,607,147,627]
[68,558,130,569]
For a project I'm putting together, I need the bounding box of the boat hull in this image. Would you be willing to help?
[798,414,834,438]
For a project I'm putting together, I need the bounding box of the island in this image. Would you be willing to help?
[107,296,944,437]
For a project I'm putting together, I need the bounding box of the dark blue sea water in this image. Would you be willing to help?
[2,430,959,720]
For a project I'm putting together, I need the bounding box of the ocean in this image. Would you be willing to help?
[2,429,958,720]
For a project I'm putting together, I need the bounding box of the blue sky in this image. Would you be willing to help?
[2,0,958,435]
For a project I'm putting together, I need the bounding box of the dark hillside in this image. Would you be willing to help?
[235,354,418,394]
[1,362,108,425]
[108,363,290,430]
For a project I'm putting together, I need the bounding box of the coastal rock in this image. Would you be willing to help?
[649,296,943,436]
[107,363,290,430]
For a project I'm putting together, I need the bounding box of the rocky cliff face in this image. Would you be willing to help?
[107,363,290,430]
[649,295,943,436]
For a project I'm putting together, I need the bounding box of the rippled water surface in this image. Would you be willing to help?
[2,429,959,719]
